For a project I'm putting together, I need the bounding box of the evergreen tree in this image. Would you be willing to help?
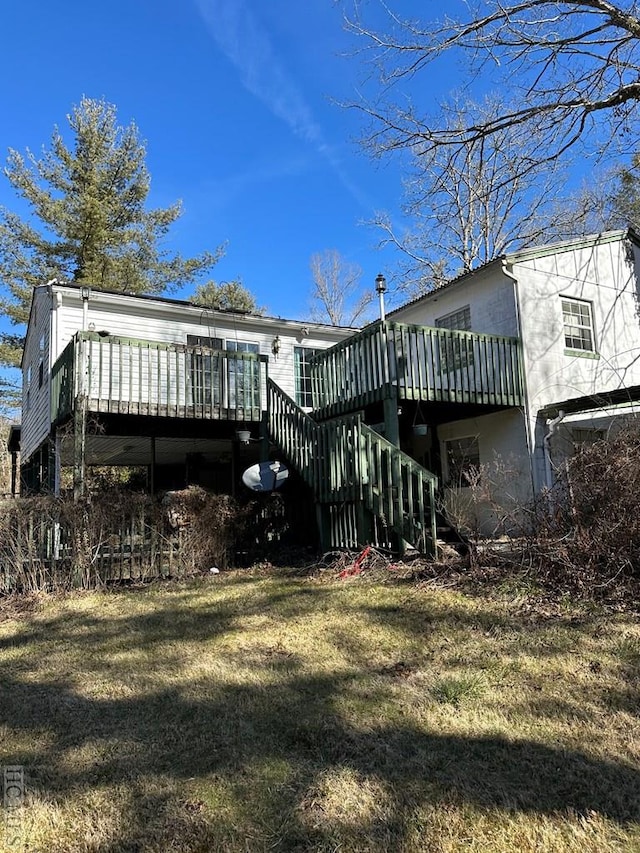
[0,97,223,366]
[192,279,263,314]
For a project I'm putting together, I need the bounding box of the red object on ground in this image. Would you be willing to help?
[339,545,372,578]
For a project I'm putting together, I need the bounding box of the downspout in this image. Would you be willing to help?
[500,259,537,496]
[543,409,565,490]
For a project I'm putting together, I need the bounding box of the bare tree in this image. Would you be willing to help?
[372,96,586,296]
[346,2,640,175]
[309,250,374,325]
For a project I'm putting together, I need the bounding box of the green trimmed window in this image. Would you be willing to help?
[562,298,595,352]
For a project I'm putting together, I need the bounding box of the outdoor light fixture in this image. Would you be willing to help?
[81,286,91,331]
[375,273,387,321]
[236,429,251,445]
[272,335,281,357]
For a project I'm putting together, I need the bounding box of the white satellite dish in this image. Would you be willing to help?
[242,460,289,492]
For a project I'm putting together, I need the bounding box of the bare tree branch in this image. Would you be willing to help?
[346,1,640,167]
[309,250,374,325]
[369,96,591,297]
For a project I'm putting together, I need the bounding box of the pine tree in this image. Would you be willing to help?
[192,279,263,314]
[0,97,223,366]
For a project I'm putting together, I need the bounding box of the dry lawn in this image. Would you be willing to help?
[0,568,639,852]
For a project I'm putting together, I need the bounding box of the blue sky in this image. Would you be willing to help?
[0,0,437,323]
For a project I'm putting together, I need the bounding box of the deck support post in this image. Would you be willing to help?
[52,430,62,496]
[383,395,406,555]
[73,395,87,500]
[260,410,269,462]
[383,395,400,448]
[149,436,156,497]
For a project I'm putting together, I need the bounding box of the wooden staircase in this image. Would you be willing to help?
[267,379,438,556]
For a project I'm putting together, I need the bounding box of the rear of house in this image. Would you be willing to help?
[15,228,640,553]
[20,282,354,497]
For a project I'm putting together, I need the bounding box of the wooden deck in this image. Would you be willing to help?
[52,332,269,424]
[310,320,524,419]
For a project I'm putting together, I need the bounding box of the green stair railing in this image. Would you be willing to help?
[267,379,438,555]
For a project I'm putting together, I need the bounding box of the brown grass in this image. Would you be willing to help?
[0,569,639,851]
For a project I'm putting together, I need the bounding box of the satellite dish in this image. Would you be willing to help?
[242,460,289,492]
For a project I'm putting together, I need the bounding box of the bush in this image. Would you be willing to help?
[560,425,640,578]
[0,487,289,593]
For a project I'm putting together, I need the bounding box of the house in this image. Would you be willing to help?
[385,227,640,530]
[18,282,354,498]
[15,228,640,556]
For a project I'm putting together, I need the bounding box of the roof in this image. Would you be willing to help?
[539,385,640,418]
[388,228,639,318]
[47,281,358,333]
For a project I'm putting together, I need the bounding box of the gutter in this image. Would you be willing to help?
[543,409,566,490]
[500,259,538,496]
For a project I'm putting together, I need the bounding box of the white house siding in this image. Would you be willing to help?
[511,233,640,491]
[21,287,53,462]
[390,264,519,338]
[437,409,531,535]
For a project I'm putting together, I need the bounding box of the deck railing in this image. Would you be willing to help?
[310,320,524,417]
[267,379,438,554]
[52,332,268,423]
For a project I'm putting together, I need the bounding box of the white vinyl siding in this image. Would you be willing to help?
[21,288,52,461]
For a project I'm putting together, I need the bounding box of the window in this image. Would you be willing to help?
[436,305,473,372]
[562,298,595,353]
[444,436,480,486]
[227,340,260,409]
[572,427,605,450]
[436,306,471,333]
[294,347,318,408]
[187,334,223,407]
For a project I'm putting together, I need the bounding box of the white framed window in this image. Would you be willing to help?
[562,298,595,353]
[187,334,223,407]
[444,435,480,486]
[572,427,605,450]
[226,340,260,409]
[436,305,473,372]
[294,346,318,408]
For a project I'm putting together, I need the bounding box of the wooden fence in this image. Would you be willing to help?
[0,492,294,593]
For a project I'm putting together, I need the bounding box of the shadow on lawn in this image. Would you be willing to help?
[2,666,639,850]
[1,580,639,850]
